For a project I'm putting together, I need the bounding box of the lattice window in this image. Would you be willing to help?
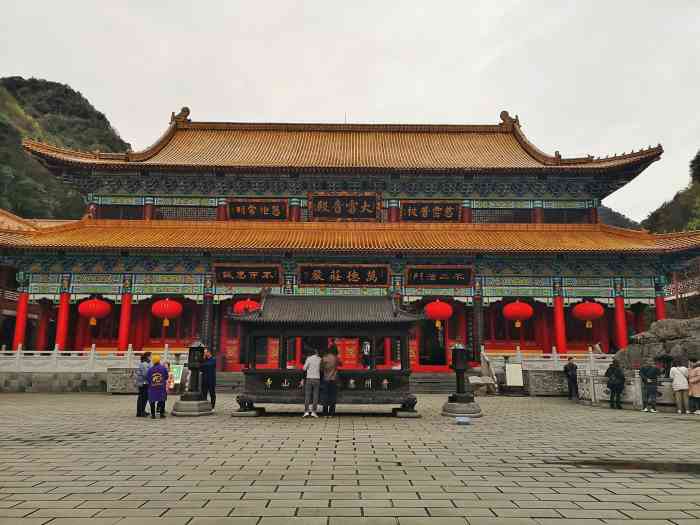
[543,209,589,224]
[153,206,216,221]
[473,208,532,223]
[99,205,144,220]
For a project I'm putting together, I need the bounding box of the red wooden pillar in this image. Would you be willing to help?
[460,200,472,223]
[35,302,51,351]
[295,336,302,366]
[289,198,301,222]
[55,292,71,350]
[383,337,392,365]
[614,295,628,350]
[589,206,599,224]
[532,205,544,223]
[216,198,228,221]
[144,197,154,220]
[654,276,667,320]
[11,291,29,350]
[387,200,400,222]
[118,292,133,352]
[552,280,567,354]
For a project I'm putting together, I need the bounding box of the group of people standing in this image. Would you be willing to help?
[302,343,341,418]
[135,352,169,418]
[564,355,700,413]
[135,349,217,418]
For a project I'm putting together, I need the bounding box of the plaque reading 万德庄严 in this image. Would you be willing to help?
[299,265,389,287]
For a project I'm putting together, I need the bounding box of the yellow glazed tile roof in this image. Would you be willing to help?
[3,218,695,254]
[23,109,662,173]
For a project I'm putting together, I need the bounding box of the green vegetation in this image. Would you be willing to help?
[642,150,700,233]
[0,76,129,219]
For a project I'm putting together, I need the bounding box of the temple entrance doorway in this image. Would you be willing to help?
[418,319,447,366]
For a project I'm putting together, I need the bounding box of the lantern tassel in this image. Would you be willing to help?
[435,320,442,330]
[90,317,97,326]
[163,318,170,327]
[586,320,592,329]
[515,320,522,328]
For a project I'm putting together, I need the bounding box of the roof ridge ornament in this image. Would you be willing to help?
[170,107,191,125]
[499,110,518,130]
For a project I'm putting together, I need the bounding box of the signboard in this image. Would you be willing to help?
[214,264,283,286]
[228,199,287,220]
[308,193,379,221]
[299,264,390,287]
[169,364,185,385]
[401,201,461,221]
[405,266,472,287]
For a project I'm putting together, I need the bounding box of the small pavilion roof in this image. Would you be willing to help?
[23,108,662,174]
[235,296,421,325]
[2,217,699,255]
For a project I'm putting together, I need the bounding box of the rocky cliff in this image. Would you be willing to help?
[615,318,700,369]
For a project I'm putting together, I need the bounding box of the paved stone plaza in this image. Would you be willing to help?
[0,393,698,525]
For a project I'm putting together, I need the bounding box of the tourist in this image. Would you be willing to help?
[200,349,217,409]
[147,354,169,419]
[638,359,660,413]
[605,360,625,409]
[563,357,579,400]
[669,359,689,415]
[322,343,342,417]
[688,359,700,414]
[135,351,151,417]
[361,340,372,368]
[303,347,322,418]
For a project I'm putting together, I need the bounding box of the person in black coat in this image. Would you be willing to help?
[563,357,579,400]
[605,360,625,409]
[200,350,217,409]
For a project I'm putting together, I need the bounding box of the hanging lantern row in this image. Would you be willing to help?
[233,298,261,315]
[151,298,183,327]
[78,298,112,326]
[424,299,453,329]
[502,300,533,328]
[572,301,604,328]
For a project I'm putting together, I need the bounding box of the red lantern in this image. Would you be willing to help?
[151,298,183,327]
[503,300,534,328]
[572,301,604,328]
[233,298,261,315]
[424,299,453,329]
[78,298,112,326]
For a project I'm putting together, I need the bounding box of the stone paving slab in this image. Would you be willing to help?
[0,393,699,524]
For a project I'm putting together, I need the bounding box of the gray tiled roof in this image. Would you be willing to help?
[236,295,422,324]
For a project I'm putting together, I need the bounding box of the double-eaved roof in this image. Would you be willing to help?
[0,214,698,255]
[23,108,662,174]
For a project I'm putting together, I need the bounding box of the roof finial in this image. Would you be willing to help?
[499,110,516,129]
[170,107,191,124]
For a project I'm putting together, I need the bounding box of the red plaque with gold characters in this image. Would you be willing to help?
[299,264,389,287]
[308,193,379,221]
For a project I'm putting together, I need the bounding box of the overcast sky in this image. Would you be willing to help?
[2,1,699,221]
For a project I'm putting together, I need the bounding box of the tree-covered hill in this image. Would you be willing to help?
[642,150,700,233]
[0,76,129,218]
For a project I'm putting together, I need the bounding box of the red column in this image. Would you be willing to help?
[614,296,628,350]
[387,200,400,222]
[383,337,392,365]
[532,207,544,223]
[295,336,302,366]
[11,291,29,350]
[216,199,228,221]
[289,198,301,222]
[589,207,599,224]
[654,296,667,320]
[35,303,51,351]
[553,296,567,353]
[144,197,154,220]
[461,201,472,223]
[55,292,71,350]
[117,293,132,352]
